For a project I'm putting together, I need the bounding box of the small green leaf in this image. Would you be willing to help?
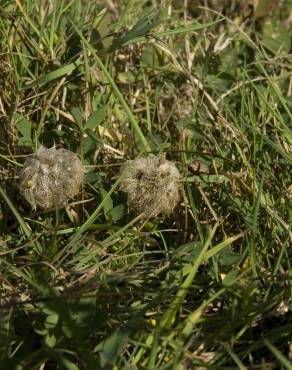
[71,107,84,131]
[33,319,48,336]
[218,248,241,266]
[85,106,106,129]
[117,71,136,84]
[83,135,97,156]
[15,116,31,137]
[107,204,126,223]
[14,113,33,146]
[45,332,56,348]
[98,329,129,367]
[85,172,101,185]
[222,270,238,287]
[18,137,33,146]
[62,322,74,339]
[60,357,80,370]
[262,19,291,54]
[45,314,59,329]
[141,44,162,67]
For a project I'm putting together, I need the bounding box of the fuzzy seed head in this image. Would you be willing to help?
[19,146,84,209]
[120,156,181,218]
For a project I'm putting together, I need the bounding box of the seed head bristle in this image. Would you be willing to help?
[120,156,181,218]
[19,146,84,209]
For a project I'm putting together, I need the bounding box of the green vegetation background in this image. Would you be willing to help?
[0,0,291,369]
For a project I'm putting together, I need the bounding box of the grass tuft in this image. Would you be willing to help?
[0,0,291,369]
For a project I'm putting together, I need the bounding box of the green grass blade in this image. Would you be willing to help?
[24,59,82,88]
[160,222,219,330]
[69,19,151,152]
[0,185,31,238]
[55,179,120,264]
[263,339,292,370]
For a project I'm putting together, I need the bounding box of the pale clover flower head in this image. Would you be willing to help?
[19,146,84,209]
[119,155,182,218]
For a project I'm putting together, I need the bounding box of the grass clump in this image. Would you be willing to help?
[19,146,84,209]
[120,155,182,218]
[0,0,292,369]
